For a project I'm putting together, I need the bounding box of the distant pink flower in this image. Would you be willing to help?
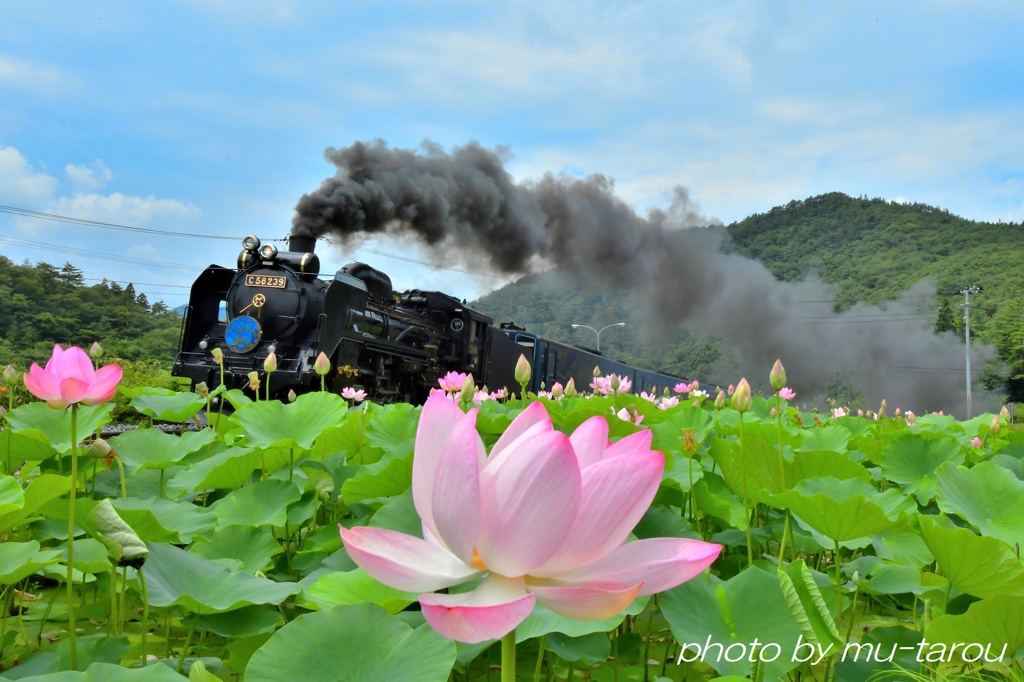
[640,391,658,403]
[614,406,645,426]
[658,396,680,410]
[727,384,735,396]
[971,436,982,448]
[857,409,864,416]
[778,387,796,400]
[438,371,469,392]
[23,344,122,409]
[341,387,367,403]
[340,395,721,643]
[673,382,690,394]
[833,407,847,418]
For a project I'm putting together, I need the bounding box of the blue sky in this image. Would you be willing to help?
[2,0,1023,307]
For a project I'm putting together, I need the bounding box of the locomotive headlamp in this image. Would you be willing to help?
[198,339,208,350]
[242,235,261,251]
[260,244,278,260]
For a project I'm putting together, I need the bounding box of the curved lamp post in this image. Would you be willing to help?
[571,322,625,352]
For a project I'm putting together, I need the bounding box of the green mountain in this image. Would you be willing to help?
[471,192,1024,405]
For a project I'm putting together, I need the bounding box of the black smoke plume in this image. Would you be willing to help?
[293,140,993,415]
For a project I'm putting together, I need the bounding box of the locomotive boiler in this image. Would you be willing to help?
[172,234,686,402]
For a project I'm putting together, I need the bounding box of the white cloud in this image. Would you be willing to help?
[65,161,113,193]
[0,54,77,95]
[0,147,59,206]
[50,193,202,228]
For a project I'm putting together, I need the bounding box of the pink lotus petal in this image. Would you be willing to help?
[62,346,94,381]
[419,574,535,644]
[569,416,609,470]
[44,344,65,371]
[558,537,722,596]
[414,394,470,540]
[527,580,642,620]
[23,363,60,402]
[58,377,90,406]
[603,430,653,460]
[476,431,581,576]
[481,402,552,484]
[533,451,664,576]
[82,364,123,405]
[430,409,484,563]
[339,525,482,592]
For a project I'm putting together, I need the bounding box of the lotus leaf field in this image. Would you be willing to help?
[2,359,1024,681]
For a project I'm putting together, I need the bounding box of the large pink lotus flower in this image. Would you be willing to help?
[23,345,122,408]
[339,395,722,643]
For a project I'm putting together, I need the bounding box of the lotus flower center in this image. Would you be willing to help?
[470,548,487,570]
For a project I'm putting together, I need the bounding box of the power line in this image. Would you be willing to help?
[0,235,198,271]
[0,205,238,240]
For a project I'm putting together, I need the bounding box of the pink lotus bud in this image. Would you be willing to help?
[89,342,103,360]
[971,436,982,448]
[610,374,621,392]
[2,364,16,385]
[727,384,735,396]
[515,354,531,385]
[461,373,477,397]
[211,348,223,365]
[714,388,725,409]
[314,352,331,376]
[991,414,1002,435]
[551,382,564,398]
[895,407,901,416]
[288,389,297,403]
[593,365,602,378]
[564,378,577,397]
[778,387,796,401]
[0,406,6,418]
[1001,406,1011,421]
[731,378,751,412]
[770,359,786,392]
[264,352,278,373]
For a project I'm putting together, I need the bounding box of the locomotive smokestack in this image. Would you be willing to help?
[288,234,317,254]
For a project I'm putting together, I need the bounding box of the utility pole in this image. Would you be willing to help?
[960,286,982,418]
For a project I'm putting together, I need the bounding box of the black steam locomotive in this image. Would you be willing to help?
[172,235,685,402]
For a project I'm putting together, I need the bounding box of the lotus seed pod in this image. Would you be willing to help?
[87,439,112,459]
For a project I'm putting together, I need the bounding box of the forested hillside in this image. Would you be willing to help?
[472,193,1024,401]
[0,255,182,368]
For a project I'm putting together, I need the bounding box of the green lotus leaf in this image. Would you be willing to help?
[651,406,715,458]
[230,392,348,451]
[368,489,422,537]
[0,473,25,516]
[925,595,1024,662]
[709,434,786,498]
[871,531,933,569]
[190,526,282,574]
[302,567,417,614]
[364,403,419,458]
[934,460,1024,547]
[5,403,110,453]
[544,632,611,666]
[61,538,111,574]
[1,428,56,462]
[880,433,964,504]
[213,479,302,529]
[0,540,61,584]
[246,604,456,682]
[799,426,851,453]
[661,567,802,681]
[166,446,260,495]
[0,474,72,534]
[919,515,1024,598]
[130,391,206,423]
[516,597,648,642]
[109,428,215,471]
[340,453,412,505]
[693,473,749,531]
[86,499,148,567]
[768,477,914,543]
[831,626,924,681]
[185,605,282,638]
[316,414,384,466]
[142,542,300,613]
[791,450,871,485]
[111,497,215,544]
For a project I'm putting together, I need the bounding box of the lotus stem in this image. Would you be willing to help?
[501,629,517,682]
[139,569,150,665]
[67,403,79,669]
[176,619,197,673]
[775,393,791,565]
[533,635,546,682]
[739,412,753,567]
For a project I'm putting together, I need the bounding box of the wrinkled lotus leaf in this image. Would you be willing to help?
[799,426,851,453]
[111,497,215,544]
[0,474,72,534]
[693,473,749,531]
[341,454,412,505]
[661,566,802,681]
[190,525,281,574]
[186,660,223,682]
[925,595,1024,662]
[246,604,456,682]
[934,461,1024,547]
[0,473,25,515]
[231,392,348,451]
[87,499,148,568]
[919,515,1024,598]
[213,479,302,529]
[5,403,110,453]
[130,391,206,423]
[1,428,55,462]
[0,540,61,584]
[109,428,215,470]
[777,559,842,649]
[768,477,915,542]
[516,597,648,642]
[302,567,417,614]
[167,446,260,495]
[856,563,943,597]
[143,542,300,614]
[880,433,964,504]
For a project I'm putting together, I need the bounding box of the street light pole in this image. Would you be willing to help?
[960,286,982,419]
[571,322,626,352]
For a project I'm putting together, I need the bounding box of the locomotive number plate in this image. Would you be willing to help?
[245,275,286,288]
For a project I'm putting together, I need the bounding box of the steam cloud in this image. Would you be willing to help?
[293,140,993,415]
